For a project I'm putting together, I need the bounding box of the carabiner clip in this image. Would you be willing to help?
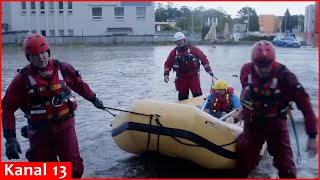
[52,96,63,107]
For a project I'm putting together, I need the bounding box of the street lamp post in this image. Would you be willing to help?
[191,11,194,33]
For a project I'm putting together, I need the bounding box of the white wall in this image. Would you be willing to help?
[2,2,12,31]
[304,5,315,33]
[73,2,155,36]
[2,2,155,36]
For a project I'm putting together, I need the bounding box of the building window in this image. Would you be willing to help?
[31,30,37,34]
[92,7,102,20]
[114,7,124,20]
[136,7,146,20]
[49,30,55,36]
[59,2,63,14]
[49,2,54,15]
[68,29,74,36]
[30,2,36,15]
[59,30,64,36]
[21,2,26,15]
[40,2,45,15]
[41,30,46,36]
[67,2,72,14]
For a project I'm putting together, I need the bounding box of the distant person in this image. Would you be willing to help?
[164,32,214,101]
[236,40,318,178]
[2,34,105,178]
[203,79,241,123]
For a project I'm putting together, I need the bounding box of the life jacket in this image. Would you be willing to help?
[19,59,77,123]
[241,64,289,122]
[172,45,200,74]
[210,87,234,114]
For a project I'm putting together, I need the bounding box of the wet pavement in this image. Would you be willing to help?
[1,45,318,178]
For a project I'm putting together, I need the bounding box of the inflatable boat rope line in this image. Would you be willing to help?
[109,108,238,157]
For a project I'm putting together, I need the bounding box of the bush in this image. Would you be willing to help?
[163,25,179,31]
[239,35,276,41]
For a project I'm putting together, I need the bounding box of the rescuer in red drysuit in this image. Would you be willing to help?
[164,32,213,101]
[2,34,105,178]
[236,40,318,178]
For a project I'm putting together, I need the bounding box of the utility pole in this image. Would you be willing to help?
[298,15,301,33]
[200,11,203,30]
[246,8,250,34]
[247,13,250,34]
[285,13,288,32]
[82,28,84,45]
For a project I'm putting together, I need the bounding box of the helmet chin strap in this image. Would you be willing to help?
[177,46,187,51]
[26,55,30,62]
[254,64,272,75]
[25,49,50,62]
[176,39,187,49]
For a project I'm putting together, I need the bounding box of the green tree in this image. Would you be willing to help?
[155,2,235,35]
[281,9,305,33]
[282,9,291,32]
[237,7,259,32]
[232,17,242,24]
[155,3,168,22]
[176,17,189,31]
[166,3,182,19]
[192,9,204,33]
[156,3,183,22]
[175,6,192,31]
[180,6,191,17]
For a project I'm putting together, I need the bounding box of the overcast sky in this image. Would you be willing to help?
[157,1,315,18]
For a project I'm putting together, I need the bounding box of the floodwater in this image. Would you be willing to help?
[1,45,318,178]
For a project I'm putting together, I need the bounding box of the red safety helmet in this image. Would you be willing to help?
[251,40,275,68]
[23,34,50,56]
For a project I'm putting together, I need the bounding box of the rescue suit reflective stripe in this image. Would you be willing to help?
[21,60,77,122]
[163,44,212,79]
[210,87,234,114]
[241,64,289,121]
[211,93,233,113]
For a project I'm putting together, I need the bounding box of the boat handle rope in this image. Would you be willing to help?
[103,106,237,148]
[152,115,200,147]
[154,117,237,148]
[219,139,237,147]
[288,108,301,165]
[146,115,157,151]
[102,106,155,117]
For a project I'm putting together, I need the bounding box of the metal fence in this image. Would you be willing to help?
[2,33,197,45]
[2,30,29,44]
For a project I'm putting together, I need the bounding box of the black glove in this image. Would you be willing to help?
[209,72,214,77]
[91,96,104,109]
[5,138,22,160]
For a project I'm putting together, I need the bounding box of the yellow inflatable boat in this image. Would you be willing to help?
[111,97,266,170]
